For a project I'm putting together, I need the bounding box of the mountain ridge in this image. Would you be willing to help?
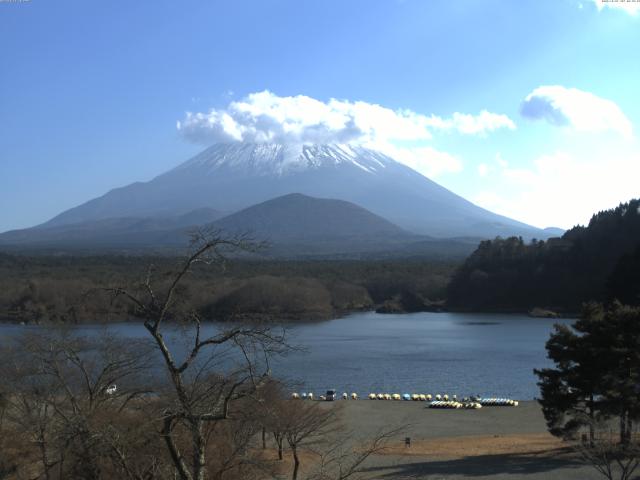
[0,193,483,259]
[212,192,412,241]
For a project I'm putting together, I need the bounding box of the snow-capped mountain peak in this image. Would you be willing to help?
[170,143,392,177]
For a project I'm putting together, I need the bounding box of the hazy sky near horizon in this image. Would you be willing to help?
[1,0,639,232]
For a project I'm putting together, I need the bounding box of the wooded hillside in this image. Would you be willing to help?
[447,199,640,312]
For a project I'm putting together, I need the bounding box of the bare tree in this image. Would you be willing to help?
[201,406,271,480]
[0,330,159,480]
[255,380,290,461]
[307,426,404,480]
[107,229,290,480]
[282,401,341,480]
[575,420,640,480]
[0,386,17,480]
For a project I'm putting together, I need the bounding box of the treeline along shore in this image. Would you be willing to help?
[0,254,454,324]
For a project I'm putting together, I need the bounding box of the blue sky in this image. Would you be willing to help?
[1,0,639,231]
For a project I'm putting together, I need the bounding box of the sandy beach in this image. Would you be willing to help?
[316,400,604,480]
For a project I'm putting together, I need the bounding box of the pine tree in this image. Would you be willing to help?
[535,313,604,442]
[535,302,640,444]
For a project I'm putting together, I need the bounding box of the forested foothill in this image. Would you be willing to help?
[447,199,640,313]
[2,198,640,324]
[0,253,454,324]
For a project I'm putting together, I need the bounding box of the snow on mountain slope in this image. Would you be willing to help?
[169,143,391,176]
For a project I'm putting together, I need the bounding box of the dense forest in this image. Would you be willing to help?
[0,254,455,324]
[447,199,640,312]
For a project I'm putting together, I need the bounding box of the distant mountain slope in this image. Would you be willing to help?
[38,143,550,239]
[0,208,223,247]
[0,193,479,259]
[212,193,410,241]
[447,198,640,312]
[543,227,565,237]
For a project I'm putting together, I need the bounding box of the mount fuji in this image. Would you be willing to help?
[43,143,542,235]
[0,143,556,253]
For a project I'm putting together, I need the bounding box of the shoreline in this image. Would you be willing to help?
[0,307,579,325]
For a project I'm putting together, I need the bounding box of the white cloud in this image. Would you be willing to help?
[495,152,508,168]
[591,0,640,15]
[426,111,516,135]
[521,85,633,138]
[371,143,463,178]
[473,191,504,210]
[177,90,516,145]
[473,151,640,228]
[478,163,490,177]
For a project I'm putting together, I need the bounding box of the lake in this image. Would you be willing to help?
[0,311,570,400]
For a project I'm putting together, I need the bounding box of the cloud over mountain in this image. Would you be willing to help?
[372,144,463,178]
[177,90,515,145]
[176,90,515,179]
[521,85,633,138]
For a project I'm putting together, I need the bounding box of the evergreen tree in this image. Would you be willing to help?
[535,302,640,444]
[596,303,640,444]
[535,309,605,442]
[607,246,640,305]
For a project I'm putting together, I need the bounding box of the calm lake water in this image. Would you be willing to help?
[0,312,571,400]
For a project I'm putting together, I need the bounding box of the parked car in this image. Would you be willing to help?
[325,389,337,401]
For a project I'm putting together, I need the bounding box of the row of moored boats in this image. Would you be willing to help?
[290,391,519,408]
